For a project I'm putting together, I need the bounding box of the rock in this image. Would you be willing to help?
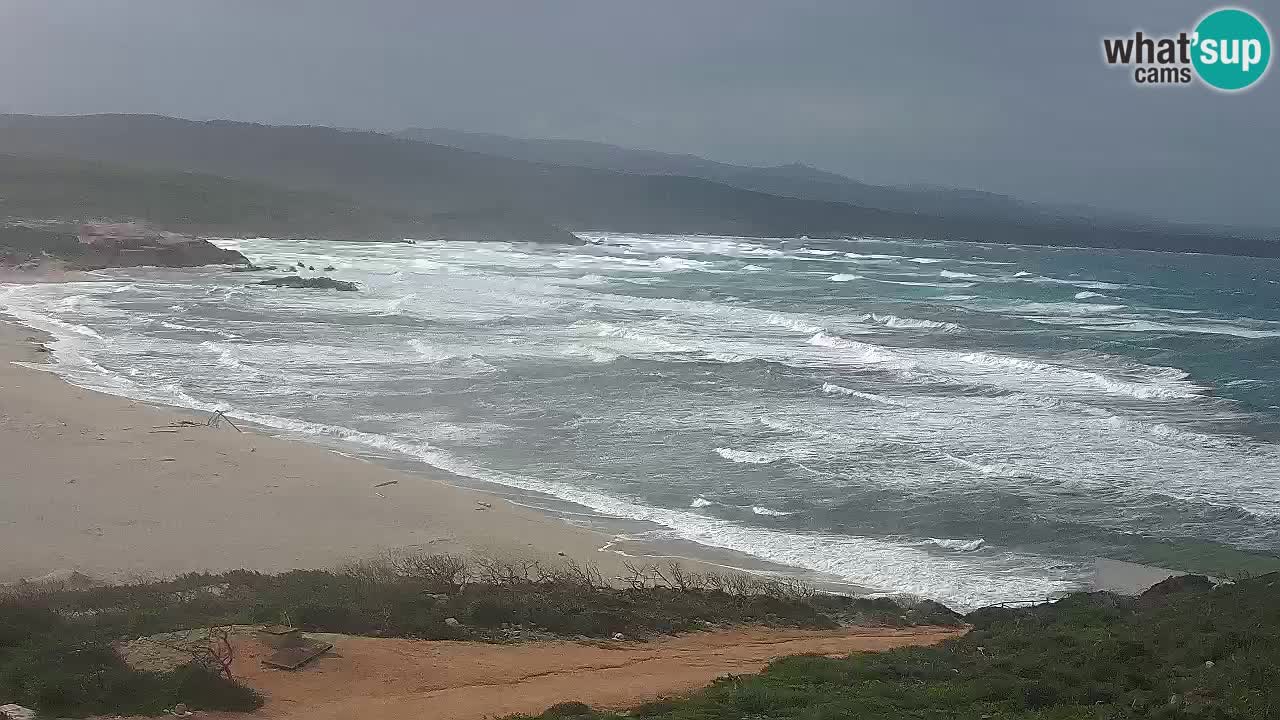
[557,551,566,557]
[1138,574,1214,610]
[172,702,191,716]
[230,264,277,272]
[308,265,315,270]
[0,705,37,720]
[324,265,336,271]
[444,617,460,627]
[258,275,359,291]
[612,632,625,641]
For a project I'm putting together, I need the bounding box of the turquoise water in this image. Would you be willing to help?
[4,233,1278,609]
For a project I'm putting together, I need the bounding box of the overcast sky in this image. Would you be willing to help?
[1,1,1277,226]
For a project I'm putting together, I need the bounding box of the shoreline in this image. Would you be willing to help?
[0,269,1204,603]
[0,315,682,586]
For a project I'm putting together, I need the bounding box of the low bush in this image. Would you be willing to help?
[508,572,1280,719]
[0,599,260,717]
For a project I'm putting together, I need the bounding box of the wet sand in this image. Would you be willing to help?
[0,318,655,585]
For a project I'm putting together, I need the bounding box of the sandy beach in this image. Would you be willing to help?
[0,316,647,585]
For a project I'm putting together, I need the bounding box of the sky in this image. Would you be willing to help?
[1,0,1277,227]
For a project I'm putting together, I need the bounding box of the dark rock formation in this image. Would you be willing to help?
[258,275,358,291]
[1,225,248,270]
[79,236,247,269]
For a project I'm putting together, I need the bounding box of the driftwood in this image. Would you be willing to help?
[153,627,236,680]
[207,410,242,432]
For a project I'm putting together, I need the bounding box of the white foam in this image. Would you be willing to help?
[1081,320,1280,339]
[828,273,861,282]
[384,293,418,313]
[864,313,958,331]
[752,506,793,516]
[3,308,103,339]
[927,538,986,552]
[715,447,783,464]
[408,339,456,363]
[560,344,620,363]
[1074,291,1105,300]
[939,270,980,279]
[870,278,976,288]
[820,383,899,405]
[596,322,689,353]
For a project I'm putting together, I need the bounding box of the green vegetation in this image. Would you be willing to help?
[0,225,84,265]
[0,602,260,717]
[513,573,1280,720]
[11,555,1275,719]
[0,554,956,717]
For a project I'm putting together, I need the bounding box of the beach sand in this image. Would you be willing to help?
[0,317,648,585]
[0,297,1187,598]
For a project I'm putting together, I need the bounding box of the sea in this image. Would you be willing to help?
[3,232,1279,611]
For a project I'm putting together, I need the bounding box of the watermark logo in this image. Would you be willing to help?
[1102,7,1270,91]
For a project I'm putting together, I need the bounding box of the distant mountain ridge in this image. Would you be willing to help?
[394,128,1150,227]
[0,114,1273,257]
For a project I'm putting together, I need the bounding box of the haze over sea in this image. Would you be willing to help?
[4,233,1279,610]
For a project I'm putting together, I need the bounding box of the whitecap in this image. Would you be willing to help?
[384,293,418,313]
[820,383,900,405]
[690,497,714,508]
[865,313,958,331]
[870,278,976,288]
[939,270,980,280]
[752,506,793,517]
[714,447,783,464]
[1080,320,1280,339]
[409,339,456,363]
[828,273,861,282]
[927,538,986,552]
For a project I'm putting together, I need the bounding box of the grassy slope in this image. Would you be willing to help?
[516,574,1280,720]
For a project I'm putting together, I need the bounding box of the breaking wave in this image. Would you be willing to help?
[715,447,783,464]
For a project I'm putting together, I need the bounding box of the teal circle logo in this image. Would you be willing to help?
[1193,8,1271,91]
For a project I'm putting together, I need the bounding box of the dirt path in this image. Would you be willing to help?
[203,626,965,720]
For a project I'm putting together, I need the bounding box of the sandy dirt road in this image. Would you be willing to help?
[201,625,965,720]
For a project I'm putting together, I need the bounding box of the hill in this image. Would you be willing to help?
[396,127,1151,225]
[1,114,1274,256]
[0,153,576,243]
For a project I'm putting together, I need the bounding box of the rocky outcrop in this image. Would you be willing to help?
[1,224,248,270]
[258,275,359,291]
[78,235,248,270]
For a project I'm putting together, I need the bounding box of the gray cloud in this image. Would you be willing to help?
[1,0,1277,226]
